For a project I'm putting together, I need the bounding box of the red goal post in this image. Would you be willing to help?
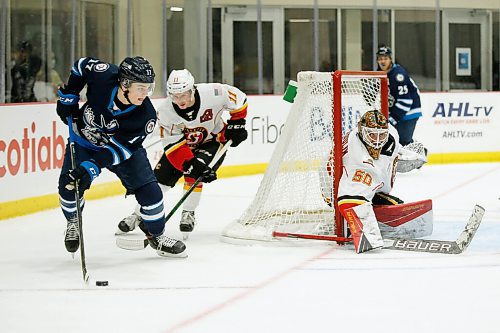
[332,70,389,239]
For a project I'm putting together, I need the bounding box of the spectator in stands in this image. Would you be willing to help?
[10,40,42,103]
[35,51,64,102]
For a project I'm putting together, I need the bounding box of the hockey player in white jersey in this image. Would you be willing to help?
[321,110,431,253]
[337,110,402,210]
[321,110,404,252]
[118,69,248,239]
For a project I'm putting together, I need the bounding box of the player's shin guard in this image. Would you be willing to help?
[182,178,202,211]
[59,195,85,221]
[343,202,383,253]
[134,182,166,235]
[117,186,172,234]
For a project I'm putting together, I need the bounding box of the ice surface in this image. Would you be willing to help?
[1,162,499,333]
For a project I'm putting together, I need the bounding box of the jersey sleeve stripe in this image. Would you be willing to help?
[105,146,121,165]
[395,102,411,112]
[229,102,248,119]
[397,98,413,104]
[110,137,132,160]
[71,57,86,76]
[337,195,369,206]
[165,139,187,156]
[405,108,421,116]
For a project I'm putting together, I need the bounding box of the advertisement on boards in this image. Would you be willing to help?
[415,92,499,155]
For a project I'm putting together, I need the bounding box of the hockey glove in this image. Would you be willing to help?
[372,192,404,206]
[63,160,101,192]
[57,86,80,124]
[183,157,217,183]
[224,119,248,147]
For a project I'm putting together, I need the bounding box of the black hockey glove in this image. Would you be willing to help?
[224,119,248,147]
[63,161,101,192]
[183,157,217,183]
[372,192,404,206]
[57,86,80,124]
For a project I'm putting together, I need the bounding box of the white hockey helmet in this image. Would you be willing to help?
[167,69,195,96]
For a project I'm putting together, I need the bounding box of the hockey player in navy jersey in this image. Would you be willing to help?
[56,56,186,257]
[376,46,422,146]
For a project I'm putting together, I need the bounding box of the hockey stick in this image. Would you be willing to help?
[67,117,90,283]
[383,204,485,254]
[271,232,352,243]
[273,204,485,254]
[116,140,232,250]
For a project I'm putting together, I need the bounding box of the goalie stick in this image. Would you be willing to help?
[115,140,233,251]
[383,204,485,254]
[273,204,485,254]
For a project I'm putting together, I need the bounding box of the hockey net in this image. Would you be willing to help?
[222,70,388,243]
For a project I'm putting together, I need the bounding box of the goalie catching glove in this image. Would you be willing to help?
[221,119,247,147]
[397,141,428,173]
[62,160,100,192]
[183,157,217,183]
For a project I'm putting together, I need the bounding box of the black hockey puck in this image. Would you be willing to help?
[96,280,108,287]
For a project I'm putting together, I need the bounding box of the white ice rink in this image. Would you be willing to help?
[1,162,500,333]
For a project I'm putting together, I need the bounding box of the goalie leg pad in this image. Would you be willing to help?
[344,203,383,253]
[374,199,433,238]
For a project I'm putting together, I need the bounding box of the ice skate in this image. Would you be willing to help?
[64,219,80,256]
[180,210,195,240]
[138,221,187,258]
[116,212,142,235]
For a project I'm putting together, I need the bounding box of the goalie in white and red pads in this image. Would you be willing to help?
[118,69,248,240]
[321,110,432,253]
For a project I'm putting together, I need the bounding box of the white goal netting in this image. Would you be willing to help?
[222,71,387,243]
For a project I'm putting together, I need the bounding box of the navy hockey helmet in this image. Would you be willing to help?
[376,46,392,58]
[119,56,155,84]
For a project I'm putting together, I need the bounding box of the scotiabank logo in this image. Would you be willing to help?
[0,121,65,178]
